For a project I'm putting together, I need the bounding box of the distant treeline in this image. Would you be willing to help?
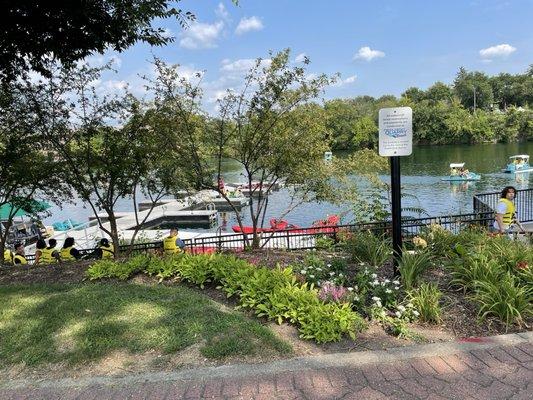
[323,66,533,149]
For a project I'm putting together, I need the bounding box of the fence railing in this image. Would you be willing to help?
[20,210,498,263]
[474,188,533,223]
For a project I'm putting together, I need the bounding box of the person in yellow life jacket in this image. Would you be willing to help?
[98,238,114,259]
[13,242,28,265]
[61,237,81,262]
[34,239,46,264]
[3,247,13,264]
[493,186,517,234]
[41,238,60,264]
[163,228,185,254]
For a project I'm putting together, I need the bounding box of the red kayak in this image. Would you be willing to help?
[232,218,301,234]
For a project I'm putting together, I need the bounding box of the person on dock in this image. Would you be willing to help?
[13,242,27,265]
[61,237,81,261]
[163,228,185,254]
[97,238,115,259]
[41,238,60,264]
[493,186,517,234]
[34,239,46,264]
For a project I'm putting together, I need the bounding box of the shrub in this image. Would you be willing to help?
[471,274,532,328]
[408,283,442,323]
[398,250,433,290]
[346,231,391,267]
[86,254,151,280]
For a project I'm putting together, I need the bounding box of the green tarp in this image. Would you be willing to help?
[0,201,51,220]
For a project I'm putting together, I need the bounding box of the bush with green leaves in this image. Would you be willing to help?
[471,274,532,328]
[345,231,391,267]
[398,250,434,290]
[86,254,153,280]
[297,253,349,287]
[408,283,442,324]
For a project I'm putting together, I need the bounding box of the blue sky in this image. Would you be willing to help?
[92,0,533,110]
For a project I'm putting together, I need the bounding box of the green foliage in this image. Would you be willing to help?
[86,254,151,280]
[471,274,532,328]
[408,283,442,324]
[87,253,365,344]
[346,231,391,267]
[314,235,337,251]
[398,250,434,291]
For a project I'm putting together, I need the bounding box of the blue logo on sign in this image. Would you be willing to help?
[384,128,407,138]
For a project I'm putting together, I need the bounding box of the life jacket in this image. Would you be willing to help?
[41,247,58,264]
[498,198,515,226]
[163,236,181,254]
[3,249,13,264]
[13,254,28,265]
[99,243,114,259]
[61,246,75,261]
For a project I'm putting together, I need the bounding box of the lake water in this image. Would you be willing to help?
[44,142,533,232]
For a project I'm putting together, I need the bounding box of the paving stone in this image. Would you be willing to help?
[183,381,205,399]
[440,354,472,373]
[394,379,430,398]
[393,361,420,379]
[275,373,295,392]
[424,356,456,375]
[202,379,223,398]
[237,377,258,397]
[377,363,404,381]
[493,366,533,390]
[488,347,522,364]
[516,343,533,357]
[502,346,533,363]
[308,369,332,389]
[342,368,367,386]
[325,368,349,388]
[342,386,389,400]
[221,379,241,397]
[455,352,489,370]
[410,358,438,376]
[256,378,276,394]
[474,380,519,400]
[360,365,384,386]
[292,370,314,390]
[470,349,505,369]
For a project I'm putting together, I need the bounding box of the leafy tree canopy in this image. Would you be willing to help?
[0,0,195,81]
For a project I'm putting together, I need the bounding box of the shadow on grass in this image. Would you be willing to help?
[0,283,291,366]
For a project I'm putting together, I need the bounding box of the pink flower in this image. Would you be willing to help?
[318,282,348,303]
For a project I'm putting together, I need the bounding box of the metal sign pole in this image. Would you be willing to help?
[378,106,412,278]
[390,156,402,277]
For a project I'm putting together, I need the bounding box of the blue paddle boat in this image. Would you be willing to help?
[502,155,532,173]
[441,163,481,182]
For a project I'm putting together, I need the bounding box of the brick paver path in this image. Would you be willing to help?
[2,342,532,399]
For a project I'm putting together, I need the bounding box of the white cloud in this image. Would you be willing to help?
[221,58,271,73]
[343,75,357,84]
[353,46,385,61]
[216,2,230,20]
[479,43,516,59]
[179,21,224,49]
[235,16,264,35]
[161,28,174,40]
[295,53,307,63]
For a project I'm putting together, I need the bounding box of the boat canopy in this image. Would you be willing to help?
[509,155,529,160]
[449,163,465,168]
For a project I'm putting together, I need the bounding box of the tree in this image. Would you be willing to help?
[425,82,453,104]
[401,87,425,103]
[0,82,66,258]
[22,63,189,256]
[324,99,360,150]
[0,0,196,81]
[453,67,494,111]
[351,116,378,149]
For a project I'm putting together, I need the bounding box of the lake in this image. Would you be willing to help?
[44,142,533,232]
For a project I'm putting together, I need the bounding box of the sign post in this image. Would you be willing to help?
[378,107,413,277]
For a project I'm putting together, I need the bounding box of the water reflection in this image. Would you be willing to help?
[514,172,530,187]
[448,181,472,194]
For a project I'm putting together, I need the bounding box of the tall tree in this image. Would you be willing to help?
[0,0,196,81]
[453,67,494,111]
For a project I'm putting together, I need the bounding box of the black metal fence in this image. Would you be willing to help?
[473,188,533,223]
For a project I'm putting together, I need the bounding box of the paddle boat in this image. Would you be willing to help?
[502,155,533,173]
[441,163,481,182]
[231,214,341,234]
[232,218,302,234]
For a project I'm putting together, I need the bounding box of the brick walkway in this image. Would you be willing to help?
[2,339,532,399]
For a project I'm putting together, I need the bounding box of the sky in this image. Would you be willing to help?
[91,0,533,112]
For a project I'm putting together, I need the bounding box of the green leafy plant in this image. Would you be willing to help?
[346,231,391,267]
[408,283,442,323]
[398,250,434,290]
[471,274,532,329]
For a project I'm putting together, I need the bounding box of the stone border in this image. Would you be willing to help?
[1,331,531,390]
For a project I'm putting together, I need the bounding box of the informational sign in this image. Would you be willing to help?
[379,107,413,157]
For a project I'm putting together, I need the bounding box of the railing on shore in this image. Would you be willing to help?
[22,210,495,262]
[474,188,533,223]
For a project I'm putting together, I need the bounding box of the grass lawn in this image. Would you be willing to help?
[0,283,292,366]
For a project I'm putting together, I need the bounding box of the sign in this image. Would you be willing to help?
[379,107,413,157]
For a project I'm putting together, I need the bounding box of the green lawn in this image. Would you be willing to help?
[0,283,292,366]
